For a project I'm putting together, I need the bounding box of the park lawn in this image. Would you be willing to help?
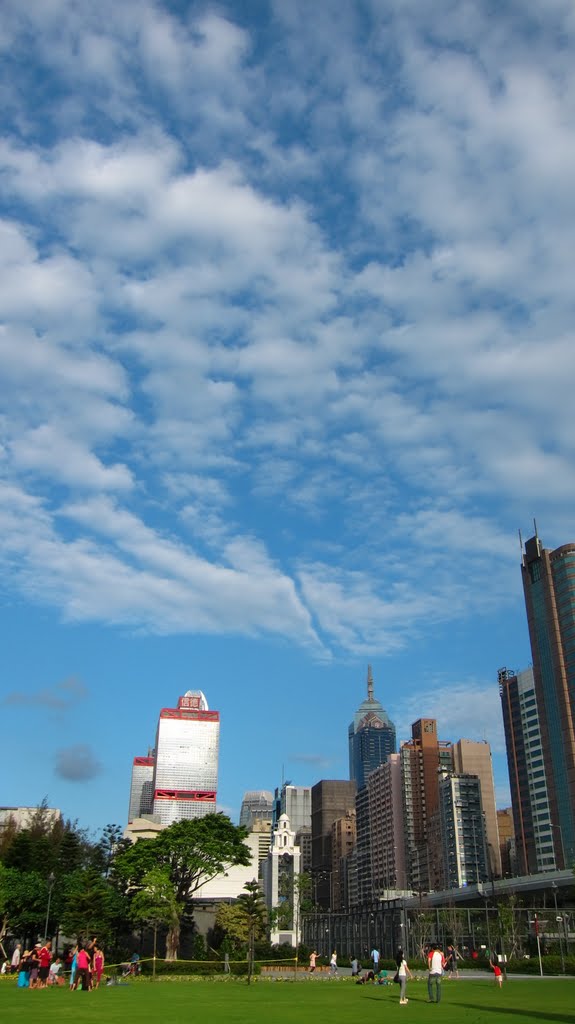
[1,976,574,1024]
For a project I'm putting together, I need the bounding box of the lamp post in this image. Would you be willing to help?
[44,871,56,941]
[551,883,565,974]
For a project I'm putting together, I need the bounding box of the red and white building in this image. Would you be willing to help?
[128,690,220,827]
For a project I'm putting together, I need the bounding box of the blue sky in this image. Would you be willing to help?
[1,0,574,836]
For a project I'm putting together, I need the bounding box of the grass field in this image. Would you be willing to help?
[1,976,574,1024]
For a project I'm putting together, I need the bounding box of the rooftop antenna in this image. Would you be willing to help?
[533,517,538,539]
[367,664,374,702]
[518,528,523,554]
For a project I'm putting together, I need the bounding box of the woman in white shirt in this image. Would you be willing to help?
[397,954,412,1005]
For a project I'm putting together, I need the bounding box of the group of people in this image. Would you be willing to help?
[9,937,105,991]
[12,941,59,989]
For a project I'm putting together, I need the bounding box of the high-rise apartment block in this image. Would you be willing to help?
[453,739,500,877]
[499,665,555,874]
[401,719,453,892]
[127,690,220,828]
[349,666,396,789]
[521,531,575,867]
[438,772,488,888]
[367,753,407,896]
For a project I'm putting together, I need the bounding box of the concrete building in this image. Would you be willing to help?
[311,780,356,907]
[521,531,575,866]
[438,772,488,888]
[249,818,273,881]
[453,739,501,877]
[367,753,407,897]
[0,806,62,833]
[331,811,356,910]
[401,719,453,892]
[499,665,555,874]
[273,783,312,834]
[497,807,516,877]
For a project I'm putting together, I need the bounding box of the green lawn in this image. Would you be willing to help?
[1,977,574,1024]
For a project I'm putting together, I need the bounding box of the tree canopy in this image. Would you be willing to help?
[113,814,252,959]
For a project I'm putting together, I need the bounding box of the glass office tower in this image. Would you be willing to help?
[152,690,219,826]
[521,532,575,866]
[349,665,396,789]
[128,755,155,822]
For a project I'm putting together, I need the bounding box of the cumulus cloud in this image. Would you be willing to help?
[55,743,102,781]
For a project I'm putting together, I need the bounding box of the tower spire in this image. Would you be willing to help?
[367,664,374,702]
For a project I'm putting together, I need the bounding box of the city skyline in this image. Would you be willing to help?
[1,1,574,831]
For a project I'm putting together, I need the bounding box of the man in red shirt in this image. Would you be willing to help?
[38,941,52,988]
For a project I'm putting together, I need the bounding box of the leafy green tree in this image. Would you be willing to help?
[60,868,124,944]
[215,902,252,948]
[0,864,48,944]
[113,814,251,960]
[236,880,267,985]
[129,867,181,961]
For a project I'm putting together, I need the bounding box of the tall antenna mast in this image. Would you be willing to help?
[367,664,374,702]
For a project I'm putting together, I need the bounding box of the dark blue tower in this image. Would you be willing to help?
[348,665,396,788]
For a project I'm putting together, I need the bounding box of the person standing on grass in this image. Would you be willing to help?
[74,946,90,991]
[309,950,319,974]
[489,957,503,988]
[11,944,21,974]
[329,950,338,976]
[93,946,105,988]
[397,950,412,1005]
[446,944,459,979]
[371,946,380,971]
[427,943,446,1003]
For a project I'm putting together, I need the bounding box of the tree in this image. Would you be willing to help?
[236,881,267,985]
[60,868,124,944]
[0,864,48,945]
[113,814,251,960]
[129,867,182,964]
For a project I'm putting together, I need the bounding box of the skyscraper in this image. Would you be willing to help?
[452,739,501,877]
[438,772,488,888]
[272,783,312,834]
[239,791,274,829]
[349,665,396,789]
[151,690,220,826]
[401,719,453,892]
[367,753,407,896]
[499,666,555,874]
[521,531,575,866]
[128,754,155,822]
[311,780,356,907]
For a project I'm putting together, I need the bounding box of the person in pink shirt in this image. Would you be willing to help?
[74,946,90,991]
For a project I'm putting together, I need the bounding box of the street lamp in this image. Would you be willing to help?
[44,871,56,941]
[551,882,565,974]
